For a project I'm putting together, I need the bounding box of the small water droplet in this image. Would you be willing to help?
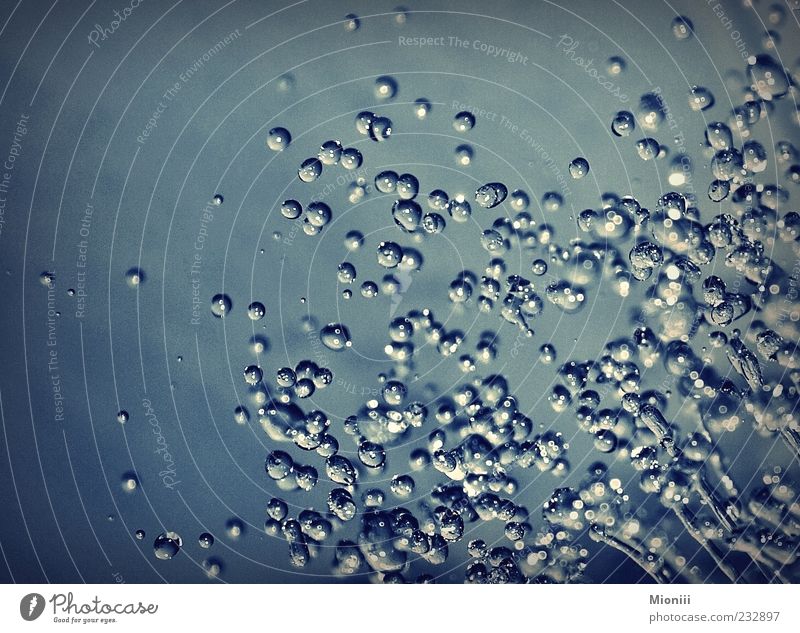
[153,532,182,560]
[320,323,352,351]
[267,127,291,151]
[210,293,232,318]
[569,157,590,179]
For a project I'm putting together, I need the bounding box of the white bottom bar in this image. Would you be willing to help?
[0,584,796,631]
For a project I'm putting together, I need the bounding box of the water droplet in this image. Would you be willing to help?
[265,450,294,480]
[711,148,744,181]
[509,189,529,211]
[125,268,145,288]
[226,518,244,539]
[153,532,182,560]
[320,323,352,351]
[607,56,626,75]
[455,144,473,166]
[369,116,393,142]
[531,259,547,275]
[422,191,447,213]
[306,201,332,227]
[375,75,398,100]
[318,140,343,165]
[453,111,476,132]
[539,343,557,364]
[326,455,357,485]
[390,474,415,498]
[298,158,322,182]
[671,16,693,40]
[344,13,359,31]
[247,302,265,320]
[243,365,263,385]
[355,111,376,135]
[392,200,422,232]
[121,472,138,492]
[377,241,403,268]
[210,293,232,318]
[569,157,590,179]
[234,406,249,425]
[635,138,660,161]
[276,73,295,92]
[39,271,55,286]
[688,86,714,111]
[397,173,419,200]
[280,199,302,220]
[344,230,364,251]
[393,6,409,25]
[542,191,563,212]
[358,440,387,468]
[372,171,397,195]
[267,127,291,151]
[611,110,636,137]
[414,98,431,119]
[749,54,790,101]
[743,140,767,173]
[706,122,733,150]
[480,229,507,254]
[198,533,214,548]
[360,281,379,298]
[637,93,665,131]
[475,182,508,208]
[341,148,363,170]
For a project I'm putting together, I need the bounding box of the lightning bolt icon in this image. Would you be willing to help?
[28,596,37,616]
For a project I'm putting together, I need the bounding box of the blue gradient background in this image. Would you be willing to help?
[0,0,798,583]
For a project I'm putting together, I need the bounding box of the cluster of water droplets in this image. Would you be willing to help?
[86,21,800,582]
